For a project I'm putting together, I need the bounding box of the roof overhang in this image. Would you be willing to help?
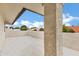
[12,7,44,25]
[0,3,44,24]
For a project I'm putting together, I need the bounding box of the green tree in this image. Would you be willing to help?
[14,27,20,29]
[33,29,37,31]
[39,28,44,31]
[20,25,28,31]
[63,25,75,33]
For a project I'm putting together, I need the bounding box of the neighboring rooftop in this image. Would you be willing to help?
[65,26,79,32]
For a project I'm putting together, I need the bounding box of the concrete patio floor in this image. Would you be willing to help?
[63,47,79,56]
[0,34,44,56]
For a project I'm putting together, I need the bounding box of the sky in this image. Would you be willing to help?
[13,10,44,28]
[13,4,79,28]
[63,3,79,26]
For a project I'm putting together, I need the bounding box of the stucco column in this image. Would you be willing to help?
[0,15,5,54]
[44,3,56,56]
[44,3,63,56]
[56,4,63,55]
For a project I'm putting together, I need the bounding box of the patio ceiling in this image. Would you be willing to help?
[0,3,44,24]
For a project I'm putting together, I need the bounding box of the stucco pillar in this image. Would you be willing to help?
[44,3,63,56]
[44,3,56,56]
[56,4,63,55]
[0,15,5,54]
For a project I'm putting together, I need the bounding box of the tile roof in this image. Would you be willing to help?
[66,26,79,32]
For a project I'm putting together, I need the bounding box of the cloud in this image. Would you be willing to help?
[13,22,19,26]
[12,22,20,27]
[63,13,73,24]
[63,13,79,26]
[32,21,44,28]
[65,23,71,26]
[21,20,32,28]
[21,20,44,28]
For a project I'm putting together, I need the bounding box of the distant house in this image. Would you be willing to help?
[65,26,79,32]
[30,27,39,31]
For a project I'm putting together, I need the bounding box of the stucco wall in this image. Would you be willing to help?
[0,15,5,52]
[63,33,79,51]
[0,15,4,32]
[5,29,44,39]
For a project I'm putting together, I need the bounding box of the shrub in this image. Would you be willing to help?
[63,25,75,33]
[14,27,20,29]
[33,29,37,31]
[20,25,28,31]
[39,28,44,31]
